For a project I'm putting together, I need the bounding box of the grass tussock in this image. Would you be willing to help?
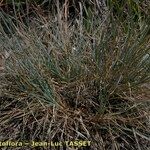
[0,6,150,150]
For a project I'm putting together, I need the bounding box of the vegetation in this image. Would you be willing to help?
[0,0,150,150]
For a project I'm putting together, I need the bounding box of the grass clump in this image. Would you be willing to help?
[0,6,150,150]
